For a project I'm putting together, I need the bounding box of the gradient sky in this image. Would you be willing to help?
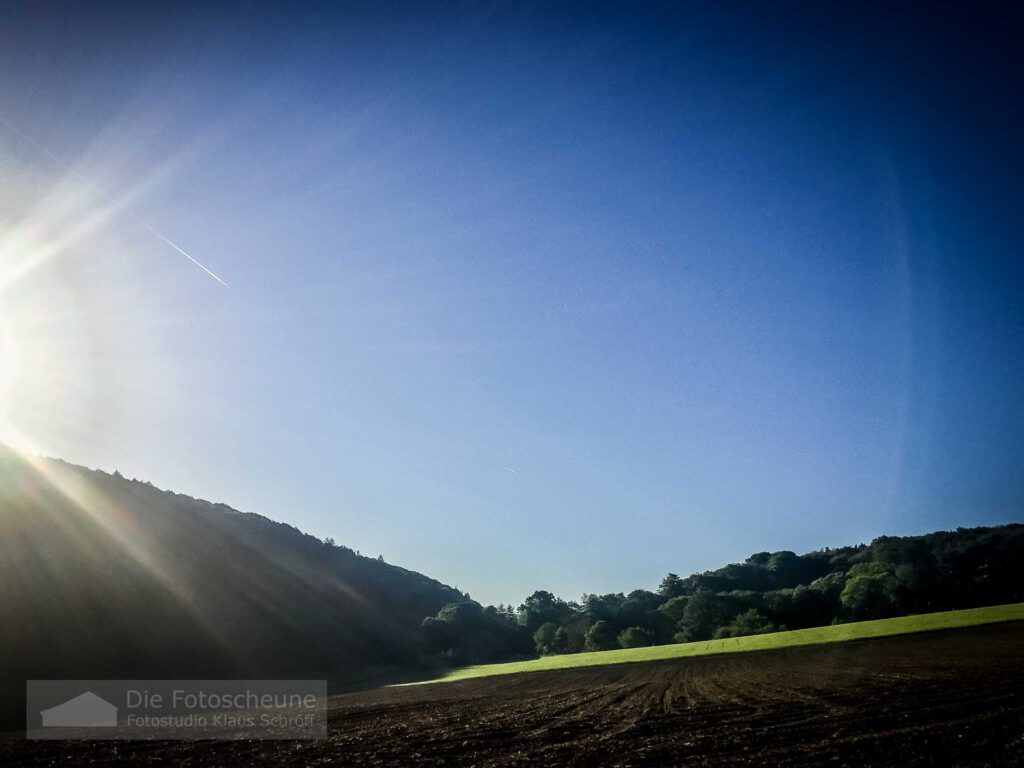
[1,2,1021,606]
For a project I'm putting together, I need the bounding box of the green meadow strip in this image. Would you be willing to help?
[410,602,1024,685]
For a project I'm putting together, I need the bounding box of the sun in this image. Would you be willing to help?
[0,312,34,454]
[0,317,13,439]
[0,287,73,456]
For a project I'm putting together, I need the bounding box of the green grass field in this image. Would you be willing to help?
[414,602,1024,685]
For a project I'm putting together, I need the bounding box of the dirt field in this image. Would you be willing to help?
[4,622,1023,766]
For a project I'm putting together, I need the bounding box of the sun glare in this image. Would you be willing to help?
[0,309,47,458]
[0,164,160,461]
[0,316,14,443]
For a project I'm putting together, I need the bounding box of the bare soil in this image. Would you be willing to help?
[4,622,1023,766]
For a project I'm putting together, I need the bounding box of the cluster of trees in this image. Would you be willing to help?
[420,524,1024,664]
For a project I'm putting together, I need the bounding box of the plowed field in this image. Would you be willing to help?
[4,622,1023,766]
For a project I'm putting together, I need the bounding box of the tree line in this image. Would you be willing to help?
[420,524,1024,664]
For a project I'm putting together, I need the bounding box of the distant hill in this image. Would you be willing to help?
[420,523,1024,666]
[0,445,464,725]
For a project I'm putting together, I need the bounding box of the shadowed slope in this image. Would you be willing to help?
[0,445,462,726]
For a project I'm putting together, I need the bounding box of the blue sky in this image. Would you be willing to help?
[1,2,1021,605]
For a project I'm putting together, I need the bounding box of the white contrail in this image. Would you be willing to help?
[130,216,228,287]
[0,116,229,287]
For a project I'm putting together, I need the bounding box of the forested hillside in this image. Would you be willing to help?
[421,524,1024,664]
[3,441,1020,721]
[0,446,464,724]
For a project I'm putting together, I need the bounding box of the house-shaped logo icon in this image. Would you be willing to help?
[40,691,118,727]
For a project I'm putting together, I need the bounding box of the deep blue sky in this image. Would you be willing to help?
[1,2,1021,605]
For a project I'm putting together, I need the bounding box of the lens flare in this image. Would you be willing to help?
[0,116,229,288]
[0,319,12,434]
